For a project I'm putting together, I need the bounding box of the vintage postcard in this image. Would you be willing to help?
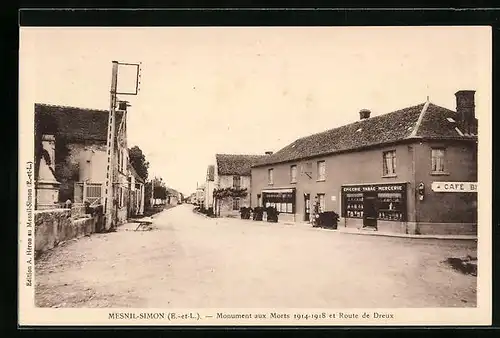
[19,25,492,326]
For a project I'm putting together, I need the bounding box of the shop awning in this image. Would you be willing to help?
[262,188,295,193]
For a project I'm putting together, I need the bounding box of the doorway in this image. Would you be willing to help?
[304,193,310,222]
[362,191,378,229]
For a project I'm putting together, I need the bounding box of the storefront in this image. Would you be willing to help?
[341,182,408,228]
[261,188,296,214]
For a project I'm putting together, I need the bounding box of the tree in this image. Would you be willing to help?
[154,185,167,200]
[213,187,248,217]
[129,145,149,181]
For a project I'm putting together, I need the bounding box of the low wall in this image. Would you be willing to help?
[34,209,98,257]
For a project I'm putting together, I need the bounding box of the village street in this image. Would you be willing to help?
[35,204,477,308]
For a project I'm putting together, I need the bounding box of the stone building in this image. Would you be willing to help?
[213,154,267,217]
[34,103,132,227]
[251,91,478,235]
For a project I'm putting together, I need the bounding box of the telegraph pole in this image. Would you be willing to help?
[103,60,142,231]
[103,61,119,231]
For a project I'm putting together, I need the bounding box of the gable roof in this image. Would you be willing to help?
[216,154,268,176]
[128,163,144,183]
[253,101,477,168]
[207,165,215,181]
[34,103,124,142]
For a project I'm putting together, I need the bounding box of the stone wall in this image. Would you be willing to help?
[34,208,98,257]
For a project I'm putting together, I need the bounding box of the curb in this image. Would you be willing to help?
[276,221,477,240]
[191,211,477,240]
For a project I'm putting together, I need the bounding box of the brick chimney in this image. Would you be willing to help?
[455,90,475,134]
[359,109,371,120]
[118,101,129,111]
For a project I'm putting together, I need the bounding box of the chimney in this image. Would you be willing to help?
[455,90,476,134]
[118,101,129,111]
[359,109,371,120]
[265,151,273,155]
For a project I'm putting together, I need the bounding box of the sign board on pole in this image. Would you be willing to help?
[431,182,478,193]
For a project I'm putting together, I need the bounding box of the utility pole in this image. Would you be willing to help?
[151,176,155,207]
[103,61,119,231]
[103,60,142,231]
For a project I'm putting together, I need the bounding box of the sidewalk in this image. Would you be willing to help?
[298,222,477,240]
[194,208,476,240]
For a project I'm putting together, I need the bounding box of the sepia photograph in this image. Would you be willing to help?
[19,25,491,326]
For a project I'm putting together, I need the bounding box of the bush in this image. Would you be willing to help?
[206,208,214,217]
[240,207,252,219]
[265,206,279,223]
[253,207,264,221]
[317,211,340,228]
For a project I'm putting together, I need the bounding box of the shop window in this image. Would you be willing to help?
[317,161,326,181]
[431,148,446,173]
[341,184,407,222]
[232,197,240,210]
[318,193,325,212]
[233,175,241,188]
[262,191,295,214]
[268,168,274,185]
[382,150,396,176]
[290,165,297,183]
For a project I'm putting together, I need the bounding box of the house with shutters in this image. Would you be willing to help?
[251,90,478,236]
[34,103,132,227]
[213,154,267,217]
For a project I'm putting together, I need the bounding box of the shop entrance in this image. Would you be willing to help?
[362,191,378,228]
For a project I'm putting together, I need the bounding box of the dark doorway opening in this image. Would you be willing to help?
[362,191,378,229]
[304,193,310,222]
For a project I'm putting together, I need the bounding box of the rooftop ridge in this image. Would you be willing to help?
[35,102,109,113]
[252,101,469,168]
[292,102,428,143]
[407,100,430,138]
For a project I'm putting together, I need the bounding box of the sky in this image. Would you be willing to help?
[20,26,491,196]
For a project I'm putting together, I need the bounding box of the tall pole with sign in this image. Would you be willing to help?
[103,61,142,231]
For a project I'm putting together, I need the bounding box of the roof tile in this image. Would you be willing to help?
[254,102,477,167]
[216,154,267,176]
[34,103,124,142]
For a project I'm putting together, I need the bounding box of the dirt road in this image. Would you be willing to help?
[35,204,477,308]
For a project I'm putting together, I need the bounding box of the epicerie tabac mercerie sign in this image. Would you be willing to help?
[341,183,405,193]
[431,181,478,193]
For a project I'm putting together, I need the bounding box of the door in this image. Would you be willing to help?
[363,191,378,228]
[304,194,310,221]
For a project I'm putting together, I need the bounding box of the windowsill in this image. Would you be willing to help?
[382,174,397,178]
[431,171,450,176]
[268,183,274,186]
[316,179,326,182]
[290,181,297,184]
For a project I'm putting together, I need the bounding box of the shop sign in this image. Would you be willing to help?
[341,183,406,193]
[431,182,477,193]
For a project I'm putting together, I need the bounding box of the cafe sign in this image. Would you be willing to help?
[431,181,478,193]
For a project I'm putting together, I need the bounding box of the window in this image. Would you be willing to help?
[431,148,446,172]
[317,161,326,181]
[233,175,241,188]
[118,187,123,207]
[123,149,127,172]
[268,168,274,185]
[262,191,295,214]
[290,165,297,183]
[232,197,240,210]
[318,194,325,213]
[383,150,397,176]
